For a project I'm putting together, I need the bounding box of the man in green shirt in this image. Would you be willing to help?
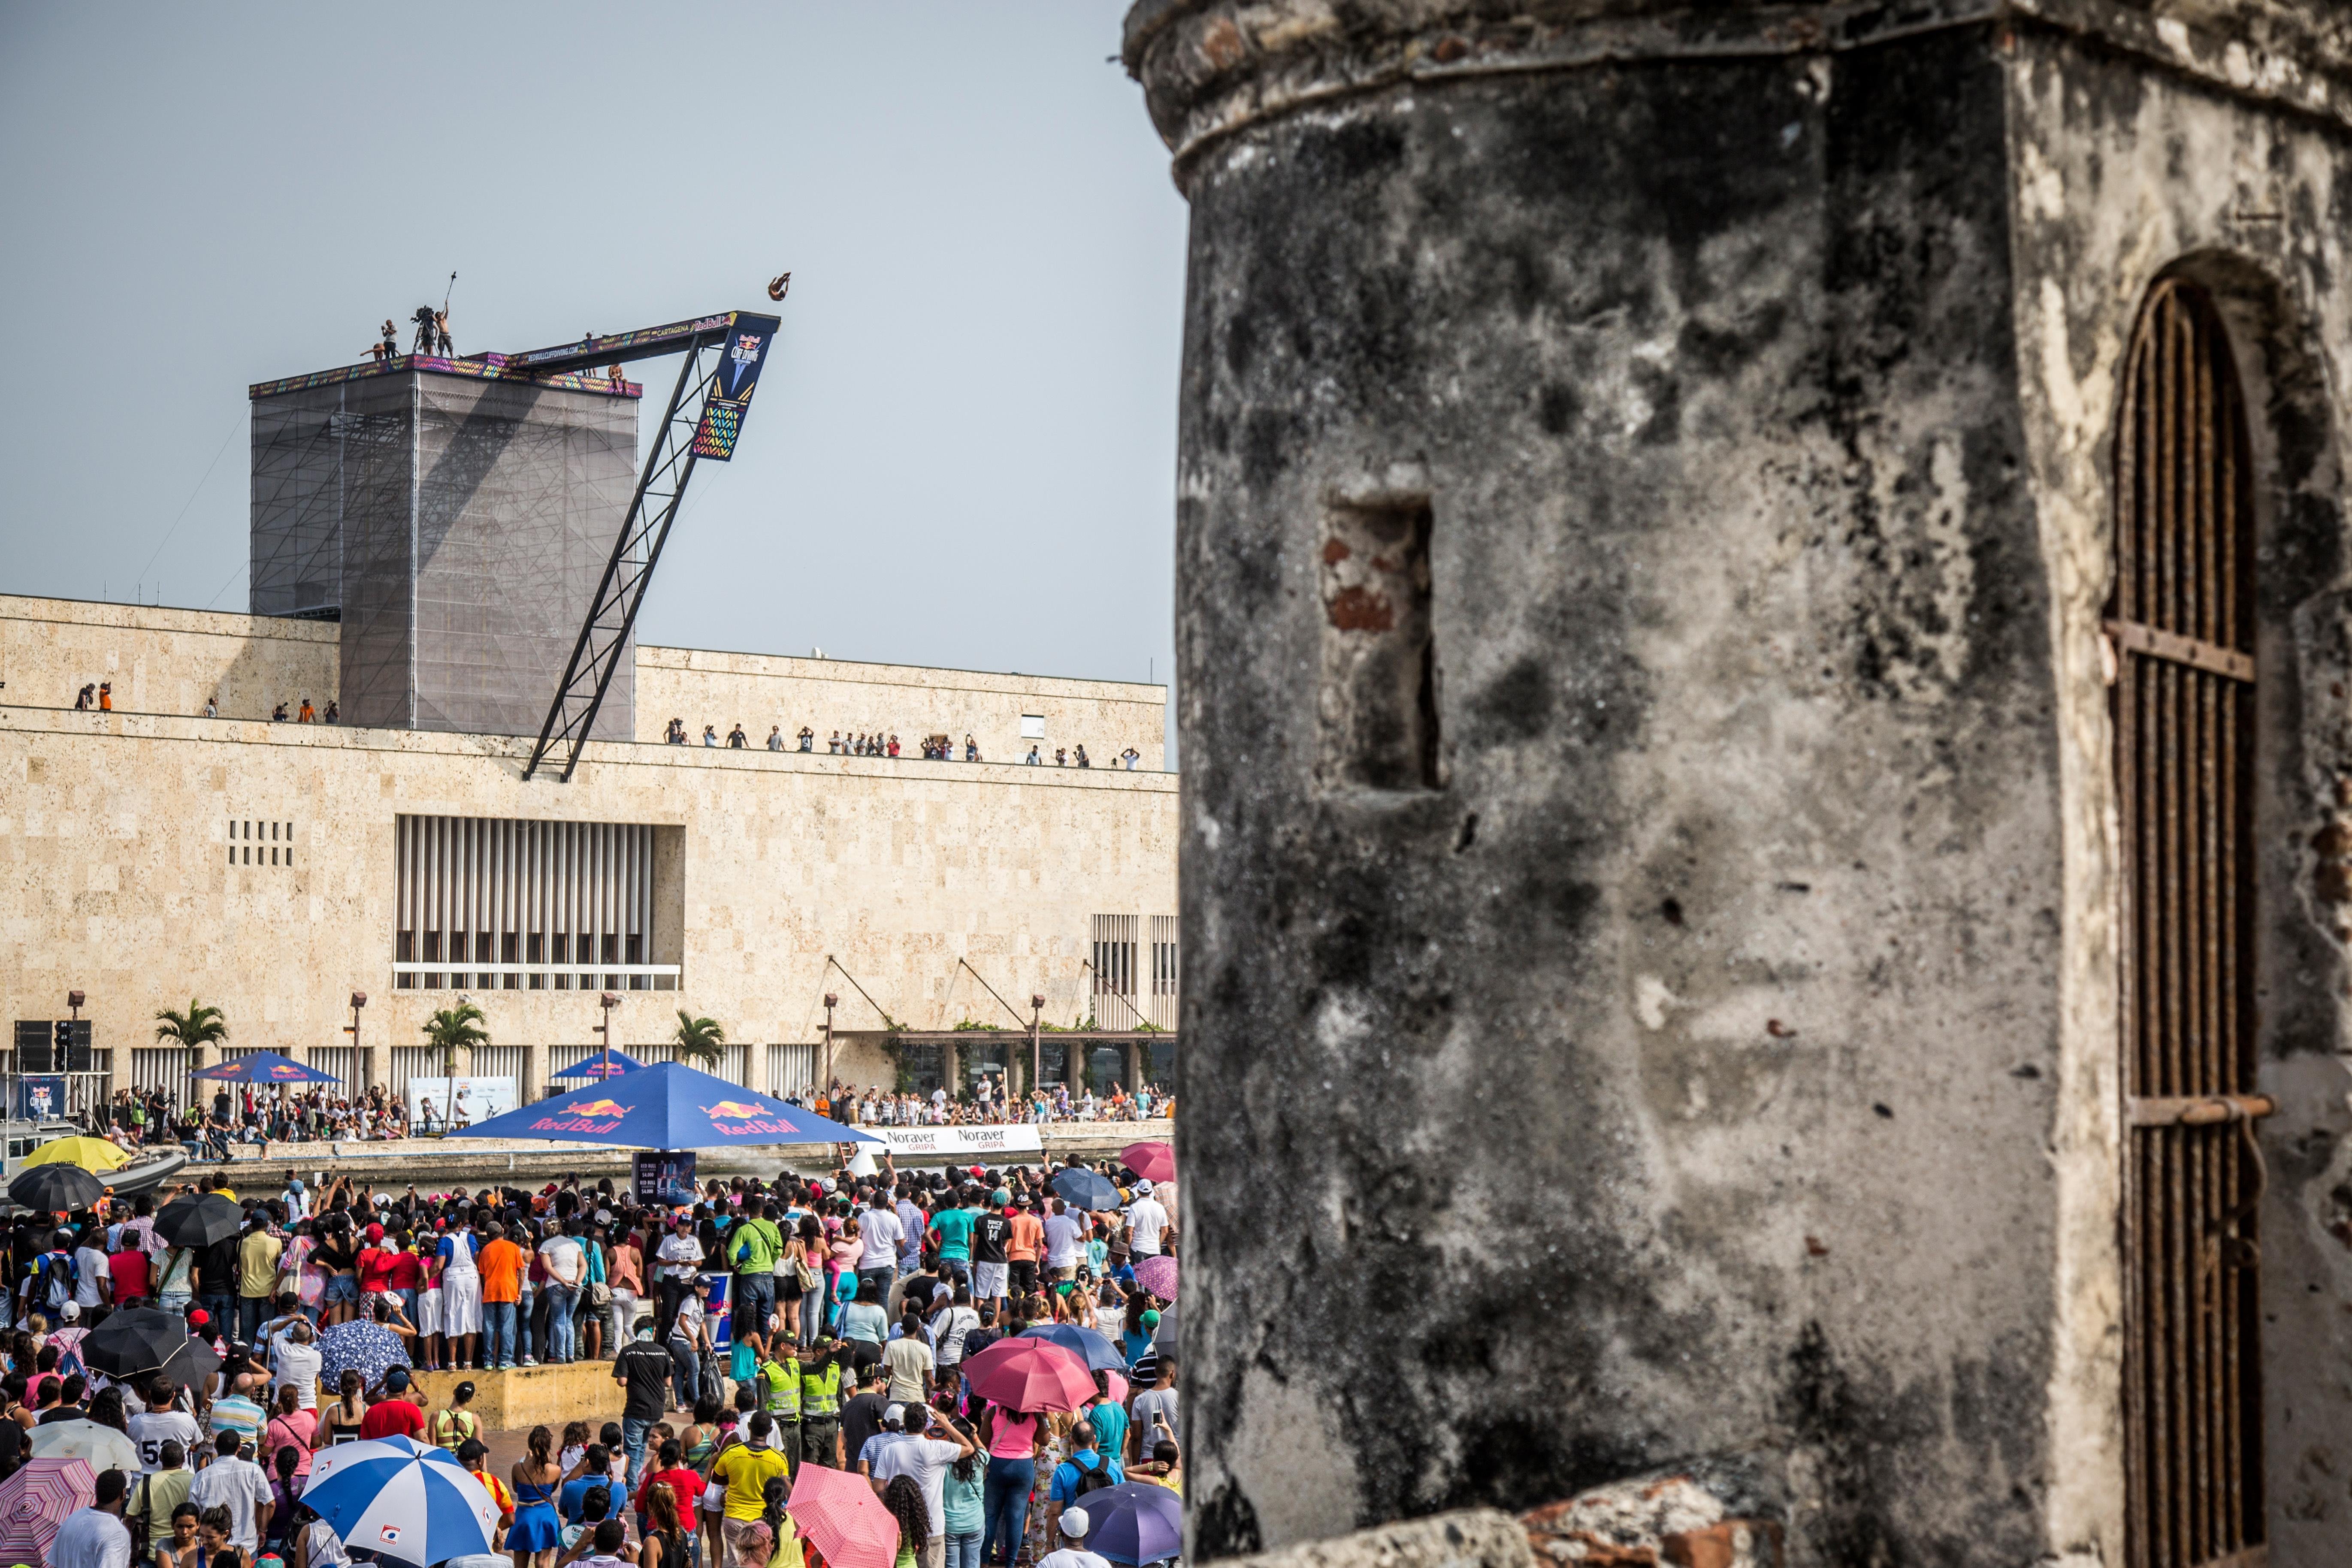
[728,1196,785,1356]
[928,1187,979,1287]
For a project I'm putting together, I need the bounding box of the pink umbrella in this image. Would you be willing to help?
[788,1460,901,1568]
[961,1337,1096,1414]
[1119,1142,1175,1183]
[1103,1370,1129,1405]
[1133,1254,1179,1302]
[0,1456,94,1564]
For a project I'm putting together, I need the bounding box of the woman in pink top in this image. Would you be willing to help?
[977,1403,1046,1568]
[607,1229,644,1348]
[264,1383,317,1477]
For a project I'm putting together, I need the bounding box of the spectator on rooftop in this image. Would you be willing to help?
[702,725,719,747]
[798,727,815,752]
[298,698,315,722]
[766,726,785,751]
[1120,748,1140,770]
[1073,745,1090,769]
[728,724,748,748]
[965,734,979,762]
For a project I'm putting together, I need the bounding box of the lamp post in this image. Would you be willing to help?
[342,992,366,1123]
[1030,993,1045,1103]
[822,993,837,1105]
[594,991,621,1078]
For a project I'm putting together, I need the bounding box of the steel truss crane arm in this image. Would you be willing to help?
[523,310,780,782]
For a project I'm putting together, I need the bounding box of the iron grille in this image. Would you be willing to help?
[2111,277,2266,1568]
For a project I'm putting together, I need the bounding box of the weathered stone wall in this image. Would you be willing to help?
[1125,1,2352,1565]
[1,595,1171,775]
[0,650,1178,1088]
[0,597,338,720]
[2004,23,2352,1561]
[634,644,1169,770]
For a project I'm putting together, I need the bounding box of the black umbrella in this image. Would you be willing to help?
[6,1163,104,1213]
[153,1193,242,1248]
[1050,1167,1121,1212]
[82,1305,195,1379]
[153,1334,225,1391]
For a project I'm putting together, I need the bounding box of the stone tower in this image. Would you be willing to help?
[1126,2,2352,1564]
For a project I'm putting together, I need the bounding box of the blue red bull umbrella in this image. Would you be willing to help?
[549,1048,646,1080]
[191,1049,340,1083]
[449,1060,881,1148]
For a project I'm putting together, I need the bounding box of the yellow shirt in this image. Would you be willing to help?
[239,1231,283,1298]
[710,1441,792,1522]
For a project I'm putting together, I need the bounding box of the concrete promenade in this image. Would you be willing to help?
[174,1118,1174,1188]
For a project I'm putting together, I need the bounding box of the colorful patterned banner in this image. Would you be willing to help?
[690,315,780,461]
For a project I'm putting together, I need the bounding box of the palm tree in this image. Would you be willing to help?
[153,1001,227,1095]
[672,1011,726,1070]
[422,1000,490,1083]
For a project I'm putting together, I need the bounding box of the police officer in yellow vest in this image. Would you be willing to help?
[798,1341,844,1468]
[762,1343,803,1467]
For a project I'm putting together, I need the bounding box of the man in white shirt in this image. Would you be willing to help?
[1035,1507,1111,1568]
[654,1216,704,1340]
[128,1375,203,1472]
[270,1320,323,1410]
[50,1468,133,1568]
[858,1192,903,1303]
[73,1235,110,1308]
[1041,1201,1083,1281]
[1124,1181,1170,1258]
[187,1430,272,1552]
[869,1406,976,1568]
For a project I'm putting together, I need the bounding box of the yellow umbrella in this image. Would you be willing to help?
[19,1136,130,1173]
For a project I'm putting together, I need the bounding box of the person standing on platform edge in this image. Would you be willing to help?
[615,1321,675,1487]
[478,1220,526,1371]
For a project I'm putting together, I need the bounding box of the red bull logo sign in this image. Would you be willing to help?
[529,1097,632,1134]
[701,1098,798,1137]
[268,1063,307,1079]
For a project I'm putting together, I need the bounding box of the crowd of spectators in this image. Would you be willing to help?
[19,1151,1179,1568]
[92,1085,411,1158]
[658,719,1151,770]
[811,1081,1170,1129]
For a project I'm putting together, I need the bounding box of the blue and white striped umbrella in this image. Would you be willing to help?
[300,1435,498,1566]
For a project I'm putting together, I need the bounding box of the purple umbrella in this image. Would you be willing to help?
[1073,1482,1183,1565]
[1132,1254,1178,1302]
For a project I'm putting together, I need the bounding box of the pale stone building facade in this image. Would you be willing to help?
[0,592,1176,1103]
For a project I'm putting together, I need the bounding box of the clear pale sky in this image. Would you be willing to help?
[0,3,1185,744]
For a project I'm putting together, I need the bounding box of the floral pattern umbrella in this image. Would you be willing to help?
[1132,1254,1178,1303]
[0,1456,92,1565]
[318,1320,412,1391]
